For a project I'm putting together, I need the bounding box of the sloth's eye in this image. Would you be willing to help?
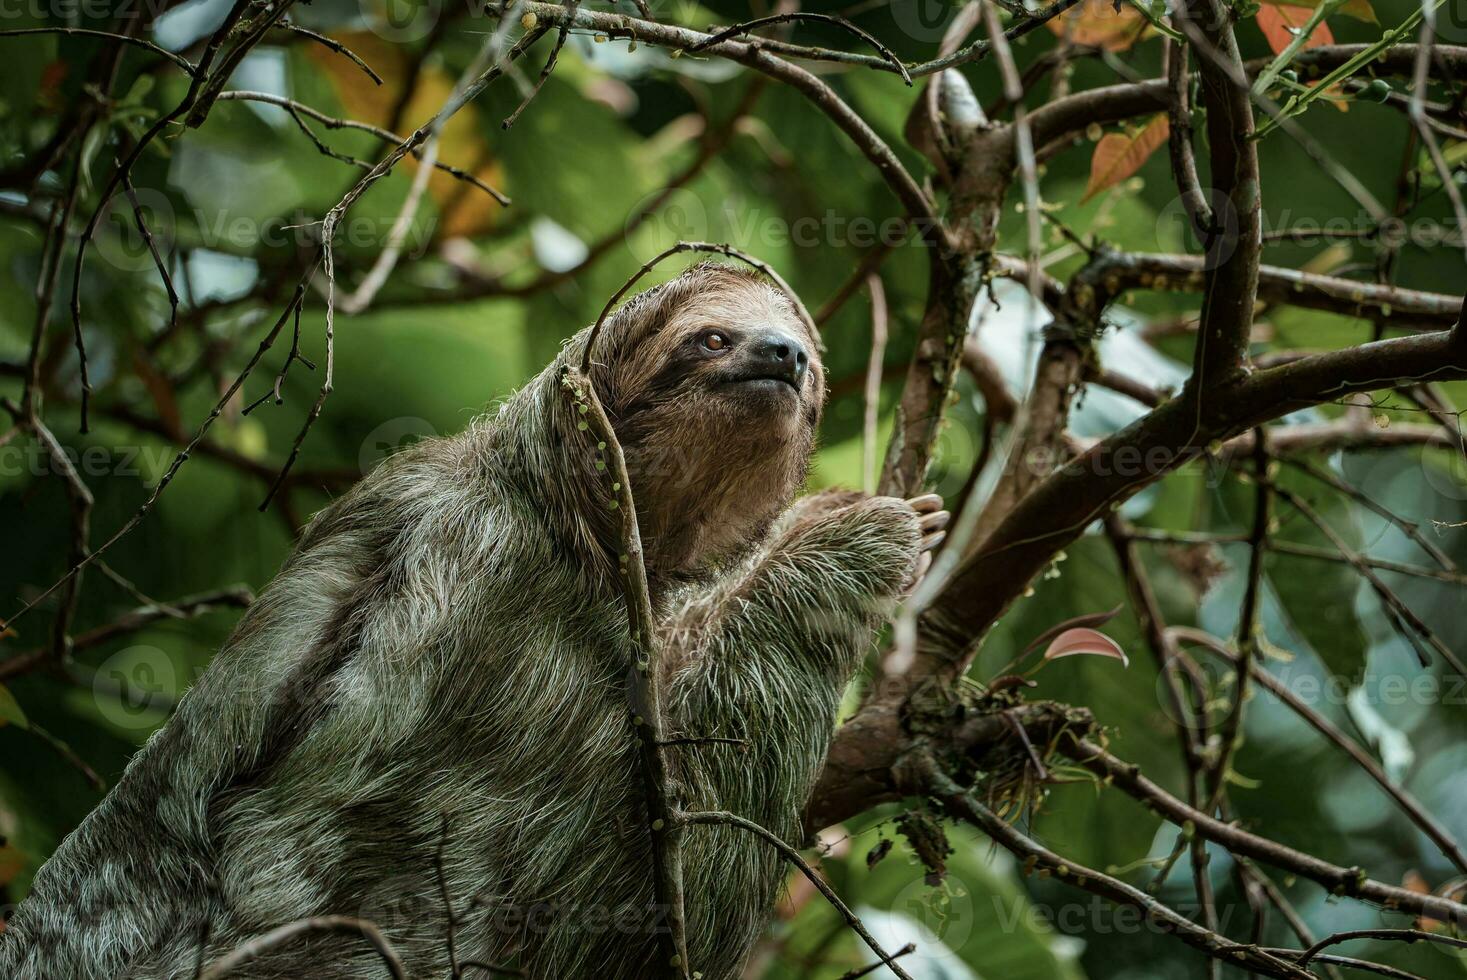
[700,331,730,352]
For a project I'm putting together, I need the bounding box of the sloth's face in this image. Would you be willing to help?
[597,267,825,575]
[610,271,824,430]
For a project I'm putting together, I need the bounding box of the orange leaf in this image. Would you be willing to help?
[1256,4,1335,56]
[1083,114,1169,203]
[1042,628,1130,667]
[1260,0,1376,23]
[1046,2,1146,51]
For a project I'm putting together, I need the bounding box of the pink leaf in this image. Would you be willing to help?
[1041,628,1130,668]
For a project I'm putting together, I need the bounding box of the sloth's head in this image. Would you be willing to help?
[582,263,825,579]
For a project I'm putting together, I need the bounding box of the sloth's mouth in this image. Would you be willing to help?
[722,375,801,394]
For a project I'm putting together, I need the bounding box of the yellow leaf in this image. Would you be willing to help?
[1083,115,1169,203]
[304,33,506,239]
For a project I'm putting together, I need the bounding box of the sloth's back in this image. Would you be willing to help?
[0,416,667,979]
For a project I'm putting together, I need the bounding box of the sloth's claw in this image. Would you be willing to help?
[907,493,944,514]
[902,496,949,585]
[919,510,949,533]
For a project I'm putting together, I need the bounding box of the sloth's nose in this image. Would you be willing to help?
[753,332,809,387]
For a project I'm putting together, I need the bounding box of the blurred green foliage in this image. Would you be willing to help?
[1,0,1467,976]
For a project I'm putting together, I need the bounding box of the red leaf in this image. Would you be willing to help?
[1023,604,1124,657]
[1041,628,1130,668]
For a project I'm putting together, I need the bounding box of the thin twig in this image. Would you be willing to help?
[861,274,888,495]
[1299,928,1467,966]
[678,810,916,980]
[198,916,406,979]
[691,12,911,85]
[0,27,197,75]
[562,365,688,978]
[1273,484,1466,674]
[217,91,511,205]
[919,757,1314,979]
[504,0,580,130]
[1171,626,1467,876]
[275,22,383,85]
[580,242,813,375]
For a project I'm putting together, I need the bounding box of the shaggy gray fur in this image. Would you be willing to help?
[0,265,921,979]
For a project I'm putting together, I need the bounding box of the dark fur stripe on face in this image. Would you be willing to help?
[588,264,823,421]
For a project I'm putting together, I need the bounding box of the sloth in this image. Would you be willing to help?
[0,263,948,979]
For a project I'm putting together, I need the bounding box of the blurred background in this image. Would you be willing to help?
[1,0,1466,975]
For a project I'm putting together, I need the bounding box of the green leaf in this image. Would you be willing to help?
[0,683,29,729]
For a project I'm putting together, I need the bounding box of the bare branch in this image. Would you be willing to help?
[0,27,197,75]
[691,12,912,86]
[274,22,383,85]
[1066,739,1467,927]
[1171,626,1467,877]
[919,757,1314,979]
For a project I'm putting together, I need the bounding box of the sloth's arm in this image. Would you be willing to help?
[662,491,928,691]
